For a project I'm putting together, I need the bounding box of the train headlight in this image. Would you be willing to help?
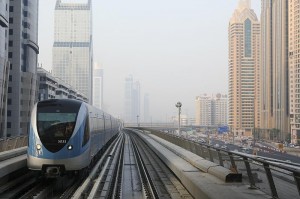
[36,144,41,150]
[67,145,73,150]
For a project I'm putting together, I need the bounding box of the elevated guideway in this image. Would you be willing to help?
[0,128,300,198]
[126,128,269,199]
[130,127,300,199]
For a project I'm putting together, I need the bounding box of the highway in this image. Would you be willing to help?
[209,138,300,164]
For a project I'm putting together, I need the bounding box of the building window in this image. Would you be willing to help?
[22,32,28,39]
[7,122,11,128]
[9,75,12,81]
[10,63,12,70]
[8,87,12,93]
[9,18,13,24]
[23,0,28,6]
[23,21,30,29]
[7,110,11,117]
[7,99,11,105]
[9,6,13,12]
[9,40,13,47]
[9,29,13,35]
[244,18,252,57]
[8,52,12,58]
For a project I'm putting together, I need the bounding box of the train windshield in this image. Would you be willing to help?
[37,100,81,152]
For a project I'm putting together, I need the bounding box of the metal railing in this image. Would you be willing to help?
[136,128,300,199]
[124,123,176,128]
[0,136,28,152]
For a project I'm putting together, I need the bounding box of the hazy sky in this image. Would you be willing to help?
[38,0,261,122]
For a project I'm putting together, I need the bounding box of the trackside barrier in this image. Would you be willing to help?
[0,136,28,152]
[133,127,300,199]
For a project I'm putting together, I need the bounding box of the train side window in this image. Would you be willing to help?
[82,116,90,146]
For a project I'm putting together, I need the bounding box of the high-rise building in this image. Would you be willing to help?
[195,94,213,126]
[0,0,9,137]
[93,63,103,109]
[132,81,140,123]
[124,75,133,122]
[7,0,39,136]
[228,0,260,136]
[214,93,228,126]
[144,93,150,122]
[261,0,289,141]
[289,1,300,144]
[195,94,227,127]
[53,0,93,103]
[124,75,140,123]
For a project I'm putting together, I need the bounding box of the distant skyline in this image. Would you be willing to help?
[38,0,261,121]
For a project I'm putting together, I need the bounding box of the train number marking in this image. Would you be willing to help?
[58,140,67,143]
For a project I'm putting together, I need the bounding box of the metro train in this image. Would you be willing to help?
[27,99,120,176]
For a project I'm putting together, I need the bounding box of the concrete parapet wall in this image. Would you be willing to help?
[132,129,269,199]
[0,147,27,161]
[142,128,241,182]
[0,154,27,179]
[147,134,241,182]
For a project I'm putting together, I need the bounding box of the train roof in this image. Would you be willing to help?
[38,99,84,107]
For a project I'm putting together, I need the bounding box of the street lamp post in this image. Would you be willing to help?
[175,102,182,135]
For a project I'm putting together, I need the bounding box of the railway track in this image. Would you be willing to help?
[127,130,193,199]
[0,134,123,199]
[0,130,193,198]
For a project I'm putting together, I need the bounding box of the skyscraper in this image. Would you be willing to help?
[261,0,289,140]
[53,0,93,103]
[228,0,260,136]
[132,81,140,123]
[124,75,133,122]
[124,75,140,123]
[7,0,39,136]
[93,63,103,109]
[144,93,150,123]
[0,0,9,137]
[289,1,300,144]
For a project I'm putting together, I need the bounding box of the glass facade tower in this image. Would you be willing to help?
[0,0,9,137]
[93,63,103,109]
[7,0,39,136]
[261,0,289,141]
[53,0,93,103]
[124,75,140,123]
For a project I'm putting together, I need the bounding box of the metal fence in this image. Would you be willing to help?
[0,136,28,152]
[137,128,300,199]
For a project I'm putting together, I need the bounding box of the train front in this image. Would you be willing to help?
[27,99,91,176]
